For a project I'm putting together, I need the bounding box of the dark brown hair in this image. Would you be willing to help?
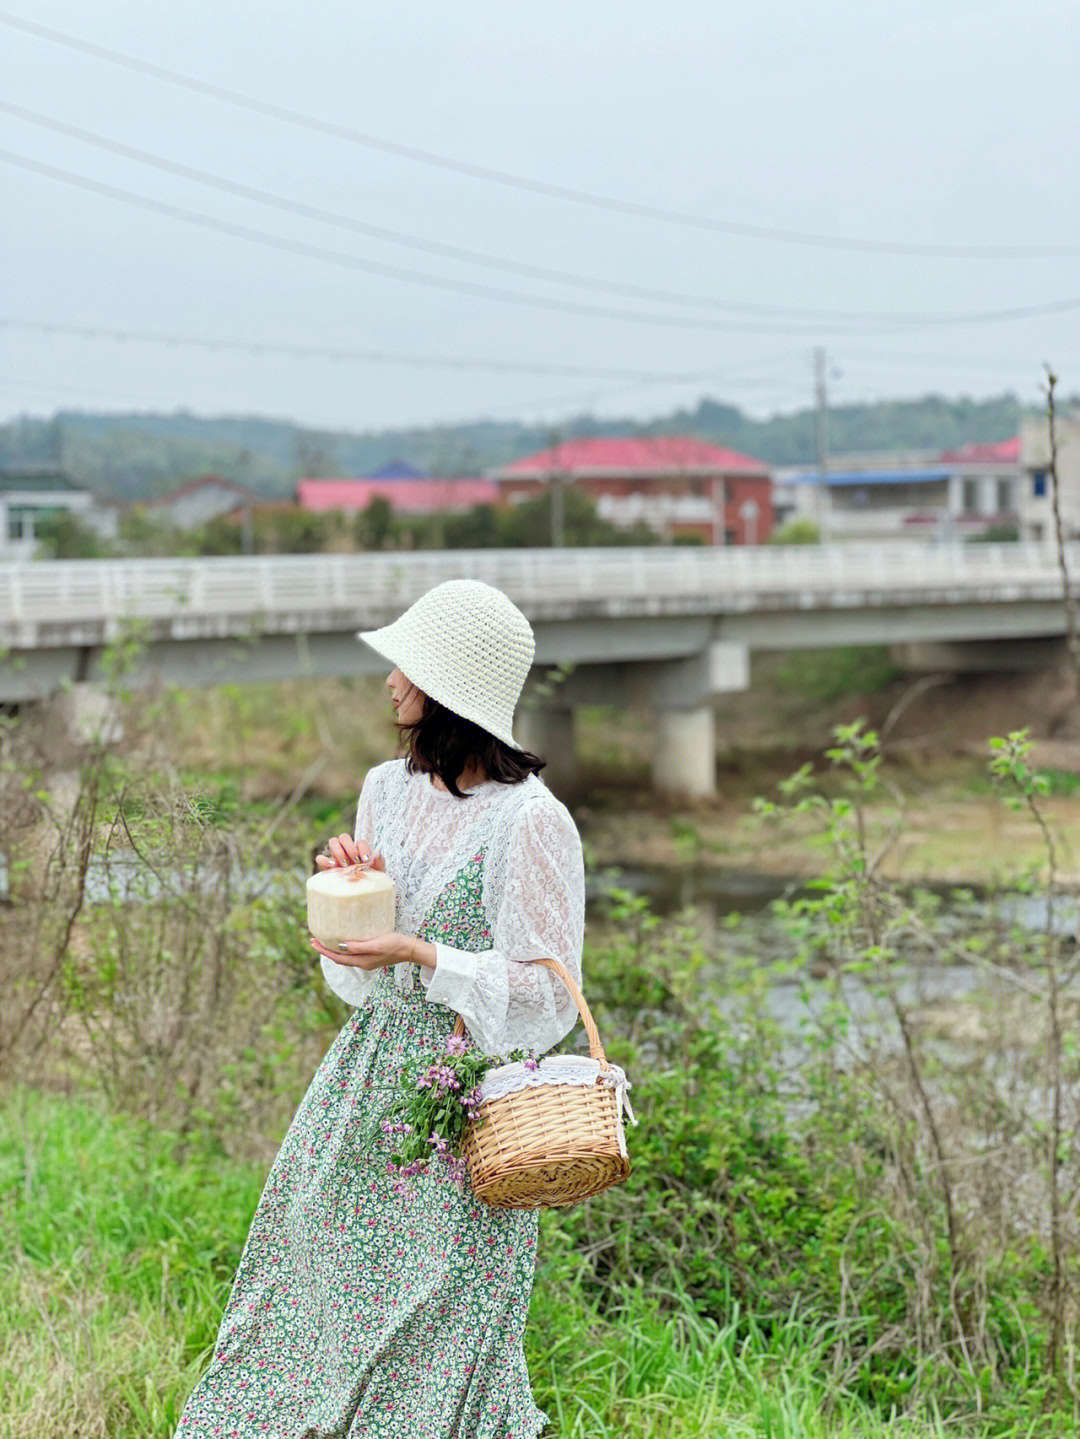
[398,689,545,798]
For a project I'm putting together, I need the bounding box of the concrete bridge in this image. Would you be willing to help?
[1,543,1075,795]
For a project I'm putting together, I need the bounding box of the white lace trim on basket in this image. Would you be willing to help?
[478,1055,636,1126]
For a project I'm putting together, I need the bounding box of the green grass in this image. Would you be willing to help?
[0,1088,985,1439]
[528,1281,964,1439]
[0,1088,265,1439]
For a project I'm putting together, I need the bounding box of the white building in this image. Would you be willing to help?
[148,475,260,529]
[0,468,97,560]
[781,439,1021,541]
[1019,407,1080,543]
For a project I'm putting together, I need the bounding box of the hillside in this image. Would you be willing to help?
[0,392,1031,502]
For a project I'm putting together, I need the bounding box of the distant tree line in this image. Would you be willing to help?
[0,392,1036,503]
[33,489,665,560]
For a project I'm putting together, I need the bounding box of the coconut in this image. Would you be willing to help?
[307,867,396,950]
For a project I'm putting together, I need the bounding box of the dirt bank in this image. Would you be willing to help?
[721,652,1080,755]
[578,782,1080,890]
[575,654,1080,888]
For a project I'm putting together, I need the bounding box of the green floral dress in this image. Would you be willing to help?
[176,763,585,1439]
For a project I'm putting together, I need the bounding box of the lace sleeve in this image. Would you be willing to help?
[318,768,382,1009]
[423,796,585,1055]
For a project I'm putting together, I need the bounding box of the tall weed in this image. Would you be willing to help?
[550,723,1080,1428]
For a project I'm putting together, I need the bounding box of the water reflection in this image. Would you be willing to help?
[591,863,1079,1062]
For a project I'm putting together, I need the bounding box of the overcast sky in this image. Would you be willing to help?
[2,0,1078,433]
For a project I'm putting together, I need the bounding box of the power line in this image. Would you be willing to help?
[0,324,1065,447]
[0,315,736,383]
[6,149,1080,335]
[0,101,853,320]
[0,372,176,405]
[0,367,646,419]
[3,7,1077,262]
[0,148,835,336]
[3,318,814,406]
[16,103,1074,331]
[442,378,690,426]
[834,342,1077,374]
[0,363,809,437]
[0,150,892,336]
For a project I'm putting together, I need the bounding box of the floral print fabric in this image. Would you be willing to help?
[428,850,489,945]
[175,858,547,1439]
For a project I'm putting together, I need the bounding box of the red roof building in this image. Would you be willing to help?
[297,478,498,514]
[496,436,773,545]
[937,437,1021,465]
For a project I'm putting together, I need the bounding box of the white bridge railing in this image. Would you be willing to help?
[0,542,1072,639]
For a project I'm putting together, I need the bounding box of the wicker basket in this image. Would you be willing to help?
[454,958,632,1210]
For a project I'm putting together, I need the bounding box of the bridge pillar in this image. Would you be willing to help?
[40,682,123,763]
[639,641,748,799]
[652,705,717,799]
[515,705,576,797]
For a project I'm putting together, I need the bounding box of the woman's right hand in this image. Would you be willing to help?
[316,834,386,872]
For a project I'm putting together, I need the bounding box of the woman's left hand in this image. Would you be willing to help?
[310,932,431,971]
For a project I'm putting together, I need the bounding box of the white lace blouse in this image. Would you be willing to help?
[318,760,586,1057]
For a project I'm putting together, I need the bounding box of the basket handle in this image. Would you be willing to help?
[450,957,609,1069]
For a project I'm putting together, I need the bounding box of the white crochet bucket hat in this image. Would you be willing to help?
[357,579,535,749]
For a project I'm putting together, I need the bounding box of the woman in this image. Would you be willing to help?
[176,579,585,1439]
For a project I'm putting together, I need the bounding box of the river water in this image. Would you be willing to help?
[11,850,1070,1061]
[590,862,1078,1064]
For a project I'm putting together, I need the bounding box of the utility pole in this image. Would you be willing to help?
[548,429,565,547]
[238,447,254,555]
[813,346,830,543]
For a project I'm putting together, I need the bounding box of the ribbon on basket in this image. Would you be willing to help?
[477,1053,637,1127]
[599,1066,636,1128]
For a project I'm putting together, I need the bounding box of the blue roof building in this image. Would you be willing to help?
[364,461,428,481]
[778,447,1022,541]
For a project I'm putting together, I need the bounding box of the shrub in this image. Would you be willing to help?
[547,889,916,1407]
[768,518,820,545]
